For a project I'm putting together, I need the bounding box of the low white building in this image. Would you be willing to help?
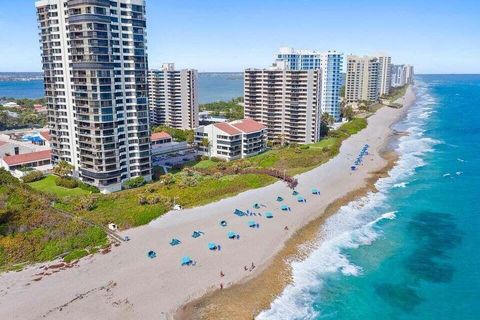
[195,118,267,161]
[150,132,191,157]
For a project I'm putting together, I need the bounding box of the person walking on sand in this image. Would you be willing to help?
[244,265,248,271]
[220,271,224,277]
[284,226,289,231]
[220,283,223,290]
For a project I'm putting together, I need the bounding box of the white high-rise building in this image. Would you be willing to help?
[147,63,198,130]
[244,64,322,144]
[391,64,415,87]
[35,0,151,193]
[376,54,392,96]
[275,47,343,120]
[345,55,380,103]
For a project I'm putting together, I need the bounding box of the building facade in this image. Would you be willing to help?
[195,118,267,161]
[244,65,322,144]
[147,63,198,129]
[275,47,343,120]
[376,54,392,96]
[36,0,151,193]
[345,55,380,103]
[391,64,415,87]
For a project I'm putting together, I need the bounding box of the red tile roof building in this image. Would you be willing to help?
[195,118,267,161]
[1,150,52,170]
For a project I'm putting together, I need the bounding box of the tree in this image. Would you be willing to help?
[200,138,210,156]
[320,112,334,137]
[53,161,73,178]
[341,105,355,121]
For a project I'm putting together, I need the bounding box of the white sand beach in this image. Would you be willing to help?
[0,86,415,320]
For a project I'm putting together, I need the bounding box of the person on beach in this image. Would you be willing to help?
[220,271,224,277]
[220,283,223,290]
[244,265,248,271]
[284,226,289,231]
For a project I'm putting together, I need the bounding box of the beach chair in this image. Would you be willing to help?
[276,196,284,202]
[170,238,181,246]
[292,190,299,196]
[192,231,202,238]
[253,203,261,209]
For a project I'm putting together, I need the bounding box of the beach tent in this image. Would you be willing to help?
[292,190,299,196]
[220,220,227,227]
[281,205,290,211]
[297,196,305,203]
[234,209,246,217]
[265,212,274,219]
[170,238,181,246]
[147,250,156,259]
[227,231,237,239]
[253,203,261,209]
[181,256,192,266]
[276,196,284,202]
[208,242,217,250]
[248,220,257,228]
[312,188,320,195]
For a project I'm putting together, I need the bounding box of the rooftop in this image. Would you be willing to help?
[151,132,172,142]
[3,150,51,166]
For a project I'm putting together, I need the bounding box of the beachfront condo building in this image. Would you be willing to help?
[391,64,415,87]
[35,0,151,193]
[147,63,199,130]
[195,118,267,161]
[275,47,343,121]
[376,54,392,96]
[244,63,322,144]
[345,55,380,103]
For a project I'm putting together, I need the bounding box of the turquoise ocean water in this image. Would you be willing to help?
[0,73,243,103]
[258,75,480,320]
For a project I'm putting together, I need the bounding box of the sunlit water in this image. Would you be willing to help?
[258,75,480,320]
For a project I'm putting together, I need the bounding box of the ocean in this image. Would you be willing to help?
[258,75,480,320]
[0,72,243,104]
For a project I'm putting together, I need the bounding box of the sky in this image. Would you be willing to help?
[0,0,479,73]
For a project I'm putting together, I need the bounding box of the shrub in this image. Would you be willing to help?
[300,145,310,150]
[55,177,79,189]
[0,168,19,186]
[78,181,100,193]
[22,170,44,183]
[179,175,198,188]
[161,173,175,185]
[123,176,145,189]
[75,197,96,211]
[63,249,89,263]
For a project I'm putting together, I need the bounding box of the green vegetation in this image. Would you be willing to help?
[0,169,107,270]
[387,85,408,101]
[151,125,194,143]
[123,176,146,189]
[28,175,91,198]
[21,170,44,183]
[0,98,47,130]
[199,97,244,120]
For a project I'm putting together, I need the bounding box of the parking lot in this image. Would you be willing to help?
[152,149,198,169]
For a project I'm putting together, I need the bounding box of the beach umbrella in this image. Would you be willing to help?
[227,231,237,239]
[265,212,273,218]
[192,231,201,238]
[276,196,284,202]
[169,238,181,246]
[253,203,260,209]
[297,196,305,203]
[248,220,256,228]
[281,205,290,211]
[292,190,299,196]
[208,242,217,250]
[147,250,156,259]
[181,256,192,265]
[312,188,320,195]
[234,209,245,216]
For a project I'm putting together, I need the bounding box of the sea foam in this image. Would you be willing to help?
[257,81,439,320]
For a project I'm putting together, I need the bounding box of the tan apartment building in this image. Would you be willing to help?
[345,55,380,103]
[244,63,322,144]
[147,63,198,130]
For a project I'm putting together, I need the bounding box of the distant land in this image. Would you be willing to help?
[0,72,244,103]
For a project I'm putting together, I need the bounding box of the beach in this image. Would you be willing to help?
[0,86,415,320]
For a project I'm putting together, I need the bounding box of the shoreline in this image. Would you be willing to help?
[176,93,415,319]
[0,86,416,320]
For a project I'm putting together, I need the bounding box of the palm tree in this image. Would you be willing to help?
[53,160,74,178]
[200,138,211,156]
[320,112,334,137]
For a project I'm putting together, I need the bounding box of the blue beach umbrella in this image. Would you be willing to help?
[208,242,217,250]
[276,196,284,202]
[312,188,320,195]
[297,196,305,203]
[281,205,290,211]
[292,190,299,196]
[265,212,273,218]
[227,231,237,239]
[248,220,256,227]
[181,256,192,265]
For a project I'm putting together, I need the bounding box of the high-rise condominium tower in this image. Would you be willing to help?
[345,55,380,103]
[36,0,151,193]
[376,54,392,96]
[244,63,322,144]
[275,47,343,121]
[147,63,198,129]
[391,64,415,87]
